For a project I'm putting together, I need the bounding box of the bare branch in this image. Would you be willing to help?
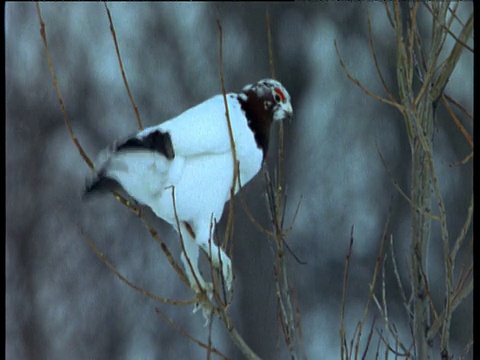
[360,316,376,360]
[382,1,396,31]
[82,232,194,306]
[389,235,412,329]
[375,142,440,221]
[103,2,143,130]
[451,193,473,261]
[340,225,355,359]
[139,214,190,287]
[431,12,474,101]
[170,186,208,299]
[423,2,474,53]
[365,5,397,103]
[154,307,229,360]
[284,195,303,237]
[444,93,473,122]
[441,94,473,149]
[266,7,276,80]
[334,40,405,114]
[217,308,262,360]
[216,20,238,251]
[35,2,95,171]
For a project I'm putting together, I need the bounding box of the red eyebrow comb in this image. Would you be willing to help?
[274,87,286,102]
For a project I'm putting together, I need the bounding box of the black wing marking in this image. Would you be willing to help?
[116,130,175,160]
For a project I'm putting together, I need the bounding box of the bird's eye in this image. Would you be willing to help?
[273,87,286,103]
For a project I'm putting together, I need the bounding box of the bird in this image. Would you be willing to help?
[84,78,293,307]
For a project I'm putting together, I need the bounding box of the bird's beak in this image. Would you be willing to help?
[285,104,293,123]
[286,103,293,114]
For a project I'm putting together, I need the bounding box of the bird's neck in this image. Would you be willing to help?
[237,92,273,160]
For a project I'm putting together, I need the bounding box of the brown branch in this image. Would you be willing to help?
[441,94,473,148]
[154,307,228,360]
[334,40,405,114]
[103,2,143,130]
[291,288,307,359]
[365,5,397,103]
[266,7,276,80]
[35,6,192,306]
[444,93,473,122]
[452,192,473,262]
[216,19,238,252]
[431,12,474,101]
[170,186,207,298]
[207,309,214,360]
[389,235,412,332]
[375,142,440,221]
[355,213,389,356]
[82,231,194,306]
[240,194,276,238]
[360,316,376,360]
[382,1,396,31]
[284,196,303,237]
[217,307,262,360]
[423,2,474,53]
[374,327,411,358]
[210,18,263,360]
[139,214,190,287]
[340,225,355,359]
[35,2,95,171]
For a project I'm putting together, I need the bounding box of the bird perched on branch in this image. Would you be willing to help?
[84,78,292,310]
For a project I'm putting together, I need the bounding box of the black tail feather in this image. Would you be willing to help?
[83,174,121,199]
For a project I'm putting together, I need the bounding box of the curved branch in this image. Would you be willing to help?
[334,40,405,114]
[104,2,144,130]
[35,2,95,171]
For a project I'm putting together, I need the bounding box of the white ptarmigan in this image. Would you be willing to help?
[85,79,292,300]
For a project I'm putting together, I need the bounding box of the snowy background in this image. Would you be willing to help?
[6,2,473,359]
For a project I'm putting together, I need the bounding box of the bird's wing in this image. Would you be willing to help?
[85,93,244,202]
[144,93,243,158]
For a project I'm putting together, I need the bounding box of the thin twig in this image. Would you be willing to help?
[441,94,473,148]
[214,18,263,360]
[103,2,143,130]
[82,232,194,306]
[170,186,207,299]
[360,316,376,360]
[139,215,190,287]
[284,195,303,237]
[154,307,228,360]
[430,12,474,101]
[217,307,262,360]
[266,7,276,80]
[375,142,440,221]
[334,40,405,113]
[35,2,94,170]
[216,19,238,251]
[340,225,355,359]
[451,193,473,261]
[355,213,389,357]
[389,235,412,329]
[443,93,473,122]
[422,2,473,53]
[365,5,397,103]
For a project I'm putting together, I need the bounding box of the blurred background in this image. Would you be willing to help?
[6,2,473,359]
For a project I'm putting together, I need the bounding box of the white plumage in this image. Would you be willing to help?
[85,79,292,303]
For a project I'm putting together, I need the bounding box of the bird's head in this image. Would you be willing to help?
[241,79,293,123]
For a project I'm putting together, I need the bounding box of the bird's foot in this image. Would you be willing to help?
[216,254,233,292]
[191,279,214,300]
[191,281,214,326]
